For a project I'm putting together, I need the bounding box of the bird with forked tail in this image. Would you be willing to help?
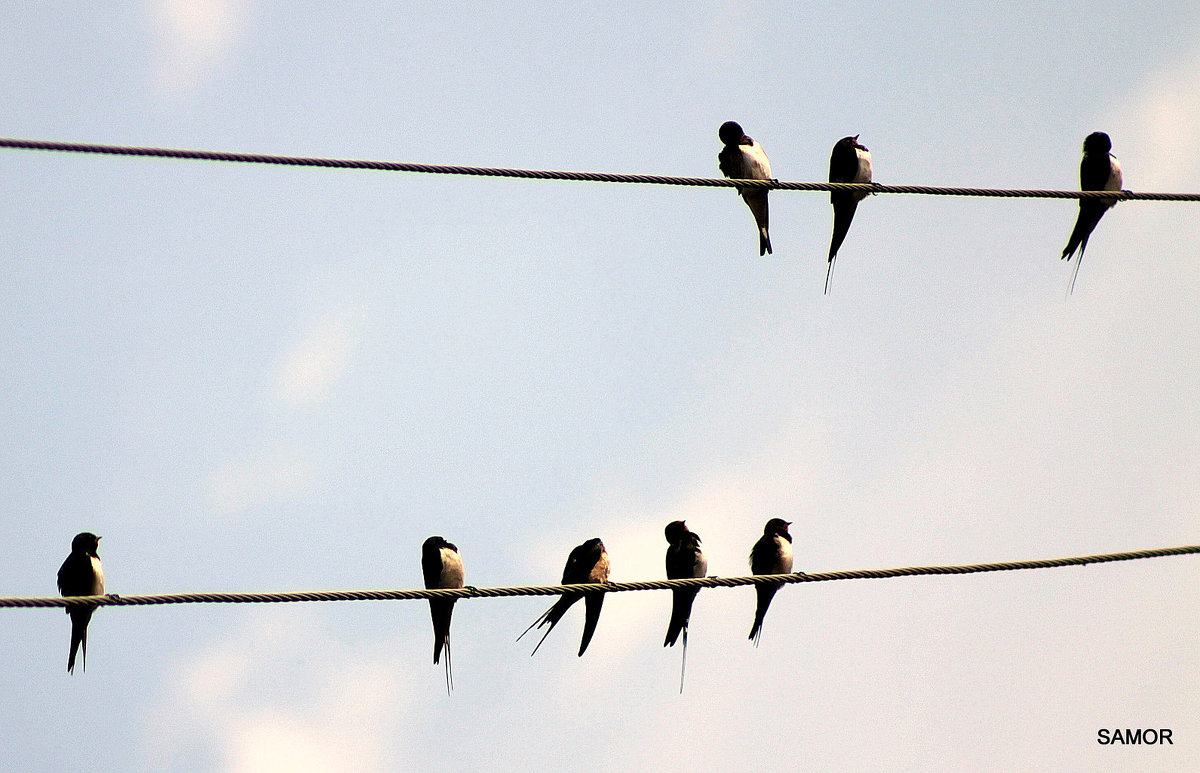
[518,538,610,657]
[1062,131,1123,294]
[57,532,105,674]
[664,520,707,692]
[826,135,873,293]
[749,519,793,646]
[422,536,464,694]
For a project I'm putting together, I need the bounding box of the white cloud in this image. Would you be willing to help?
[274,304,367,410]
[141,609,409,773]
[1112,43,1200,191]
[146,0,249,97]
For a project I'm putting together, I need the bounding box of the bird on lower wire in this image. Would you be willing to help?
[518,537,610,657]
[748,519,794,646]
[664,520,707,692]
[421,535,464,694]
[57,532,105,674]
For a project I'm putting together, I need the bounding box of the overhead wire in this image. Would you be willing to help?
[2,137,1200,201]
[3,543,1196,610]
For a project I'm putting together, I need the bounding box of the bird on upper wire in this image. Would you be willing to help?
[421,536,464,694]
[826,135,874,293]
[57,532,105,674]
[718,121,774,256]
[748,519,794,645]
[518,538,610,657]
[1062,131,1123,294]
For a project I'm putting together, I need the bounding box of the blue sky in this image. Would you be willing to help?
[2,2,1199,771]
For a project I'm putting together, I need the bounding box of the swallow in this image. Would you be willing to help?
[664,520,707,692]
[718,121,774,255]
[422,536,464,694]
[518,537,609,657]
[827,135,873,293]
[1062,131,1123,294]
[748,518,793,645]
[56,532,105,674]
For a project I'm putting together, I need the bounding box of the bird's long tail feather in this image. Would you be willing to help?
[749,584,780,647]
[66,607,93,674]
[679,627,689,694]
[516,608,552,646]
[518,594,578,656]
[826,197,859,294]
[1067,242,1087,296]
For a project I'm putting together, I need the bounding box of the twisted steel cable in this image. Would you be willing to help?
[2,137,1198,200]
[3,544,1196,609]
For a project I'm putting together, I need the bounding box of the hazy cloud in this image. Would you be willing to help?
[1116,42,1200,190]
[141,610,409,773]
[273,303,367,410]
[146,0,248,97]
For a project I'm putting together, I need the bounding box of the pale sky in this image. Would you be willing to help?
[2,2,1199,771]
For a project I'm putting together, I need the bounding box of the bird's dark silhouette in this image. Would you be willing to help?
[57,532,105,674]
[1062,131,1123,294]
[664,520,707,692]
[827,135,873,293]
[422,536,464,694]
[718,121,774,255]
[518,538,610,657]
[749,519,794,645]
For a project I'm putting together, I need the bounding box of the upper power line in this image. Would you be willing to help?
[3,137,1199,201]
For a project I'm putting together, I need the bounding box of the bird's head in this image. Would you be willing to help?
[719,121,746,146]
[71,532,101,555]
[664,520,689,543]
[422,535,457,558]
[835,135,866,152]
[1084,132,1112,154]
[763,518,792,537]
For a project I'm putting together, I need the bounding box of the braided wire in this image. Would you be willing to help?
[1,137,1196,200]
[5,544,1196,609]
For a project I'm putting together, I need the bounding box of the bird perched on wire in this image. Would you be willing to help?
[748,519,793,645]
[422,536,464,694]
[1062,131,1123,294]
[826,135,873,293]
[518,537,609,657]
[664,520,707,692]
[718,121,774,255]
[57,532,105,674]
